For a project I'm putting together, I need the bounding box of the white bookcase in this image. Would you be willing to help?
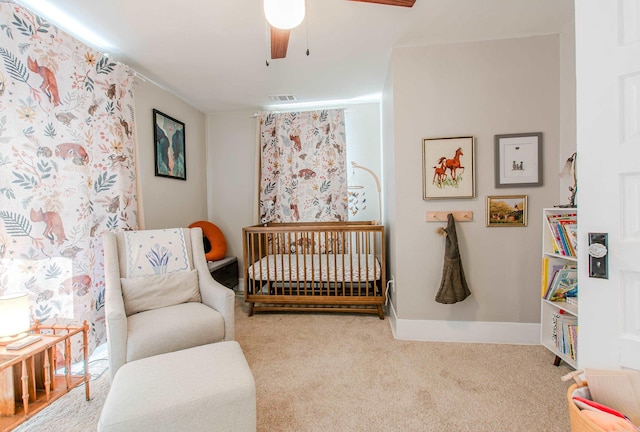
[540,208,578,368]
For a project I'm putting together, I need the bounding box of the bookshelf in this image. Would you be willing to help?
[540,208,578,368]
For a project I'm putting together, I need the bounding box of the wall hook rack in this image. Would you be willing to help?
[425,211,473,223]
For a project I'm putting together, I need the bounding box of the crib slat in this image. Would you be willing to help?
[332,232,338,296]
[364,232,370,296]
[341,231,346,296]
[251,232,257,295]
[258,233,263,290]
[357,231,363,295]
[372,231,377,296]
[302,232,308,295]
[293,232,299,296]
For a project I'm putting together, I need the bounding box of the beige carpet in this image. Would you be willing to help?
[12,297,574,431]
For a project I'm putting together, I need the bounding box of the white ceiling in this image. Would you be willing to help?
[34,0,573,113]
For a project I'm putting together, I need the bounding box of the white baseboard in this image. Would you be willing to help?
[234,277,245,297]
[387,300,540,345]
[387,301,399,339]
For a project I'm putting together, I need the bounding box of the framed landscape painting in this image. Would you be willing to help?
[423,136,475,199]
[486,195,528,227]
[154,109,186,180]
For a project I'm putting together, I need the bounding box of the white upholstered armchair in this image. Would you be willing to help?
[103,227,235,381]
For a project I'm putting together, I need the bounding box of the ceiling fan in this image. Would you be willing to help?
[268,0,416,60]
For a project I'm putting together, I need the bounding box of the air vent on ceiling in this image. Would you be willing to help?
[269,94,297,102]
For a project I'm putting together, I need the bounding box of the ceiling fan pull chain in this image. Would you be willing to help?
[305,0,310,56]
[265,20,271,66]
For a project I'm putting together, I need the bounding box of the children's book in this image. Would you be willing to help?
[546,213,577,256]
[559,219,578,256]
[544,263,566,299]
[547,267,577,301]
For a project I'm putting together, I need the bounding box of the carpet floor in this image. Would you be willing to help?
[11,297,574,431]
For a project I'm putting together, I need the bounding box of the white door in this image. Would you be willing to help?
[576,0,640,369]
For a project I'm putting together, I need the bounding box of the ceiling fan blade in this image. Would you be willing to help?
[348,0,416,6]
[270,27,290,59]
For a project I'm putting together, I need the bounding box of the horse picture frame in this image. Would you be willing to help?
[422,136,475,199]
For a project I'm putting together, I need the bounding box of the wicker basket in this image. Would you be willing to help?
[567,383,606,432]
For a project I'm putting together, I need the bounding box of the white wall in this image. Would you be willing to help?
[134,79,208,229]
[346,104,382,223]
[382,62,398,315]
[559,12,577,207]
[387,36,562,342]
[206,110,258,269]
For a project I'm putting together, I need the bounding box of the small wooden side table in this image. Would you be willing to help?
[0,321,90,432]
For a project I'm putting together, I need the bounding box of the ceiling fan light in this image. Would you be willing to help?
[264,0,305,30]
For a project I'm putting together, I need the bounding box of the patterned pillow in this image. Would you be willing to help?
[124,228,190,277]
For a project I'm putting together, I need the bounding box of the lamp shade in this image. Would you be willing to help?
[264,0,305,30]
[0,292,30,338]
[559,152,576,179]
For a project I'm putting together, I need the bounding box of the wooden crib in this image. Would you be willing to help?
[242,221,386,319]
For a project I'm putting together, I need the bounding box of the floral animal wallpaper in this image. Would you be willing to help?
[259,109,347,223]
[0,1,138,358]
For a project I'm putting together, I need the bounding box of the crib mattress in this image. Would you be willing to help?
[247,254,381,282]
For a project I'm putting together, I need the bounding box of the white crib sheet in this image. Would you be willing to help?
[247,253,381,282]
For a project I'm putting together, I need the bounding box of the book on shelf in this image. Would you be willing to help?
[542,258,564,298]
[565,321,578,360]
[546,267,578,301]
[541,257,549,297]
[559,219,577,256]
[543,263,577,300]
[552,312,578,360]
[545,212,577,257]
[546,218,561,254]
[543,267,561,299]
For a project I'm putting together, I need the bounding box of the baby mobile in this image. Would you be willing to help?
[348,164,367,217]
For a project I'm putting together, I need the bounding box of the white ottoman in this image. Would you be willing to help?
[98,341,256,432]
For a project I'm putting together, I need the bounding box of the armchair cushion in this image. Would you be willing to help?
[121,269,201,316]
[125,302,225,363]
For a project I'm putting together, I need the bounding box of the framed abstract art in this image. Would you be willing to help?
[153,109,186,180]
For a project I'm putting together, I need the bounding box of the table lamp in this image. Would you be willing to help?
[0,292,31,345]
[557,152,577,208]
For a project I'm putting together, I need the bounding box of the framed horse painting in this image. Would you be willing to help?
[422,136,475,199]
